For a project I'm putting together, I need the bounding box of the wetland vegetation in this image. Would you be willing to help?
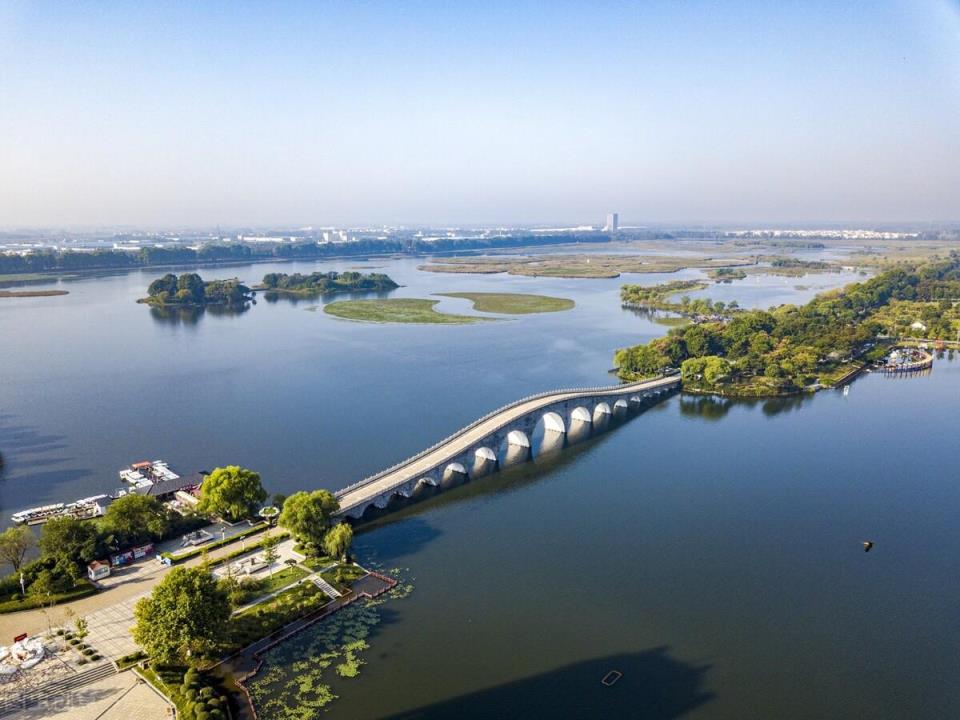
[436,292,574,314]
[322,298,493,324]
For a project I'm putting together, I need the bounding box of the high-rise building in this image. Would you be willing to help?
[604,213,619,232]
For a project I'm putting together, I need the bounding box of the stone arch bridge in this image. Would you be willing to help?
[335,375,680,520]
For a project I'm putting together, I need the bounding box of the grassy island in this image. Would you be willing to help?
[615,254,960,397]
[0,289,69,298]
[257,271,398,296]
[323,298,492,324]
[436,292,574,314]
[139,272,253,307]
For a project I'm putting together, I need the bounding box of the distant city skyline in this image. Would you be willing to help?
[1,1,959,227]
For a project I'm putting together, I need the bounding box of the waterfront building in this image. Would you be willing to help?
[604,212,619,232]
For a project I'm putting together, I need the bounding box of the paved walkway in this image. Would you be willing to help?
[0,527,269,642]
[4,671,171,720]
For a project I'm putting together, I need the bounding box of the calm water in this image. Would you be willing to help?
[1,255,956,719]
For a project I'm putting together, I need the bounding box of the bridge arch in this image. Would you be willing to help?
[569,406,592,424]
[472,447,498,477]
[593,402,612,423]
[507,430,530,448]
[541,411,566,434]
[441,462,469,488]
[613,399,629,417]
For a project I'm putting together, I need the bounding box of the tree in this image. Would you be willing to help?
[148,273,178,297]
[28,568,69,599]
[0,525,35,572]
[101,494,168,547]
[261,533,279,568]
[176,273,205,302]
[702,356,732,385]
[74,617,89,642]
[322,523,353,562]
[197,466,267,522]
[278,490,339,549]
[133,566,231,664]
[39,517,102,572]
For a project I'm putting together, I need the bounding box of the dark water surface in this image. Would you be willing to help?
[1,257,957,719]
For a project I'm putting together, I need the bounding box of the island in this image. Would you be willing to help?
[0,289,69,298]
[322,298,493,324]
[138,273,253,307]
[257,271,399,296]
[615,254,960,397]
[435,292,575,314]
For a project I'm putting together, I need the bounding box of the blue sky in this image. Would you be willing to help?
[1,1,958,227]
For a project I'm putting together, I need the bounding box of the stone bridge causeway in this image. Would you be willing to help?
[335,375,680,520]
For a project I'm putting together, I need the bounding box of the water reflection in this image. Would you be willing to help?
[385,648,713,720]
[678,392,811,420]
[678,394,733,421]
[148,302,252,325]
[260,288,398,306]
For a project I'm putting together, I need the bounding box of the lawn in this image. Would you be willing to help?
[435,292,574,314]
[322,298,492,324]
[257,566,309,595]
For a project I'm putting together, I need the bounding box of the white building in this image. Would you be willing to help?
[604,213,619,232]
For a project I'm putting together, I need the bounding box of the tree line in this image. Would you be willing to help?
[615,254,960,394]
[0,233,611,275]
[260,270,398,294]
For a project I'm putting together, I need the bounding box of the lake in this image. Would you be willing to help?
[0,253,955,719]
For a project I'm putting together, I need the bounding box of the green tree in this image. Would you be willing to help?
[261,533,280,567]
[278,490,339,549]
[148,273,178,297]
[702,356,732,385]
[322,523,353,562]
[177,273,206,302]
[197,466,267,522]
[28,567,70,598]
[615,344,668,377]
[133,566,231,664]
[101,494,169,547]
[39,517,102,572]
[0,525,35,572]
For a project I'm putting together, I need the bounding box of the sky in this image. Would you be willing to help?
[0,0,958,228]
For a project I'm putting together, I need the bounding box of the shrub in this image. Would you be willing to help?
[82,648,94,656]
[91,654,101,661]
[78,658,88,665]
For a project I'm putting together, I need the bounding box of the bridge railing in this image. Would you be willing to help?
[335,375,679,500]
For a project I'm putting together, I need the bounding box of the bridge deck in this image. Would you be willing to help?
[335,375,679,516]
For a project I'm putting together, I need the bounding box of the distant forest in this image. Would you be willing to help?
[0,233,611,275]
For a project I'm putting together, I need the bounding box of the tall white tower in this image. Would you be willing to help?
[604,213,619,232]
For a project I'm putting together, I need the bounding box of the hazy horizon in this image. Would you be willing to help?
[2,1,959,227]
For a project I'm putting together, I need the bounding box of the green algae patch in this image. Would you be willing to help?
[246,574,412,718]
